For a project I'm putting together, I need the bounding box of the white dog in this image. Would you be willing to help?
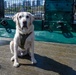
[10,12,37,67]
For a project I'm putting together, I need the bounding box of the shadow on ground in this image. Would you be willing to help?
[20,53,76,75]
[0,65,1,69]
[0,40,10,46]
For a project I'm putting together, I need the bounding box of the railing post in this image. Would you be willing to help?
[0,0,4,18]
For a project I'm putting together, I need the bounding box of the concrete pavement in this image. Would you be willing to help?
[0,40,76,75]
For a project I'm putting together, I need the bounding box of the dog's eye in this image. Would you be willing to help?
[19,16,22,18]
[26,16,29,18]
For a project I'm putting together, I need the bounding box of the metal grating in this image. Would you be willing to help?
[4,0,45,19]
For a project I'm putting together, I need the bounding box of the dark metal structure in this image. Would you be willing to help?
[0,0,76,44]
[0,0,4,18]
[44,0,74,31]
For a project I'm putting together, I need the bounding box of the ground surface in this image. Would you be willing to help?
[0,40,76,75]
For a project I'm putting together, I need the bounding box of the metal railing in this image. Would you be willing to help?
[4,0,45,19]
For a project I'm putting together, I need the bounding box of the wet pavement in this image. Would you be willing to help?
[0,40,76,75]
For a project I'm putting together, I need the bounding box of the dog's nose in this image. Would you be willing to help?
[23,21,27,28]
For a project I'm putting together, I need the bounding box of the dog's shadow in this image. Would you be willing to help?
[19,54,76,75]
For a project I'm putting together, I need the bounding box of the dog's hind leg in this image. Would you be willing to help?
[10,41,14,54]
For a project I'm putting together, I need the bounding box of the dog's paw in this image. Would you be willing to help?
[11,56,14,61]
[31,58,37,64]
[13,62,19,67]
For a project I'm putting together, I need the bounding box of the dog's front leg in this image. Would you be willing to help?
[13,42,19,67]
[30,42,37,64]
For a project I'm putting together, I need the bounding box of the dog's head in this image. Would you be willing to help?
[12,12,34,29]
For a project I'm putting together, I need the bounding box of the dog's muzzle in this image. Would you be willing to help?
[23,21,27,28]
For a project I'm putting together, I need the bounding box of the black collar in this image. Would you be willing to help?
[19,32,32,49]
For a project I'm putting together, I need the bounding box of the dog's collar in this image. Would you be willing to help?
[19,32,32,49]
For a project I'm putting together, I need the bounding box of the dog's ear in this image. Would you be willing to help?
[31,14,34,22]
[12,13,19,22]
[12,13,21,27]
[30,13,34,24]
